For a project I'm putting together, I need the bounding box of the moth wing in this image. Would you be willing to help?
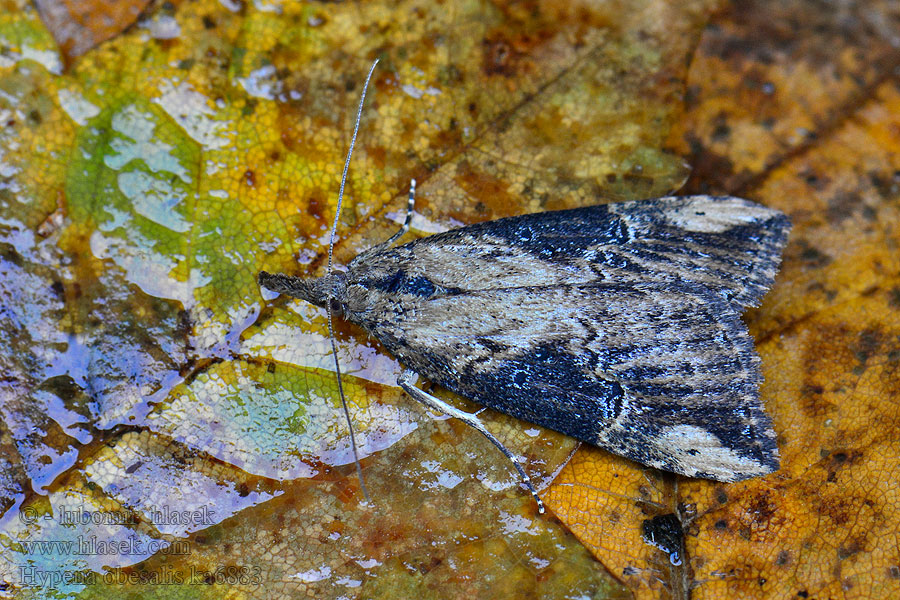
[608,196,790,309]
[355,196,789,312]
[367,282,778,482]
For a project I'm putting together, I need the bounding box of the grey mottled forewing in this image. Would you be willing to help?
[342,196,790,482]
[351,195,789,311]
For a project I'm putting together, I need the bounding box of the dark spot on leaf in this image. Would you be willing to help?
[50,280,65,302]
[852,327,883,365]
[681,134,736,194]
[712,122,731,142]
[306,193,327,221]
[803,383,824,395]
[869,170,900,198]
[838,537,864,559]
[38,375,81,401]
[747,492,778,525]
[825,449,862,484]
[797,242,832,267]
[482,36,516,77]
[827,191,864,223]
[641,513,683,565]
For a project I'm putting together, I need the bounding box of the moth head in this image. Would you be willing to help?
[258,270,349,314]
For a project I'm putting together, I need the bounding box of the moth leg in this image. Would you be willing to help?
[398,368,545,513]
[383,179,416,246]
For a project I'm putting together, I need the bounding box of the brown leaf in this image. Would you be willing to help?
[0,0,721,597]
[35,0,152,65]
[544,1,900,598]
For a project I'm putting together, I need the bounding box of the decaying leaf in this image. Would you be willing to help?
[543,1,900,599]
[0,0,713,597]
[3,0,898,598]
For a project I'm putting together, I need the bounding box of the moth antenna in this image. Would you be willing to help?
[327,58,380,506]
[327,311,370,505]
[384,179,416,246]
[328,58,379,273]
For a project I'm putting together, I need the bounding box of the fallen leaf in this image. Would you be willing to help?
[0,0,722,598]
[543,1,900,599]
[34,0,152,65]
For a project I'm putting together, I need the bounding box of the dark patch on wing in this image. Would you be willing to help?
[481,206,630,263]
[405,275,436,297]
[407,204,631,265]
[367,269,438,298]
[404,339,628,442]
[375,269,405,293]
[476,337,509,354]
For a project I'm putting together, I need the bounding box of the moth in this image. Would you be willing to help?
[259,62,790,511]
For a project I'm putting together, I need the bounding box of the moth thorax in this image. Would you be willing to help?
[300,272,348,310]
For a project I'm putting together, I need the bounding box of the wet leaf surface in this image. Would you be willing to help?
[2,0,899,598]
[0,0,710,597]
